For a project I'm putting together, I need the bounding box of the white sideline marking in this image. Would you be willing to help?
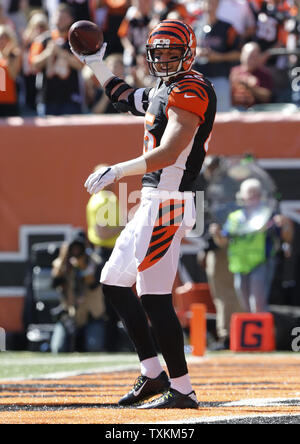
[223,397,300,407]
[154,412,300,424]
[0,355,140,366]
[0,364,140,382]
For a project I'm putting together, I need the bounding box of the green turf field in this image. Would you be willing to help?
[0,352,142,380]
[0,351,295,381]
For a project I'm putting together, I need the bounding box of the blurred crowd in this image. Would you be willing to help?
[0,0,300,117]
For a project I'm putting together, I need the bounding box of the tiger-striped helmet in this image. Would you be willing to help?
[146,20,196,78]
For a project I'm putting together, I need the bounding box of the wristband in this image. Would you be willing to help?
[88,60,115,87]
[105,77,124,98]
[113,156,147,180]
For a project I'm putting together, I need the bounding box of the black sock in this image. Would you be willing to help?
[141,293,188,378]
[102,284,157,362]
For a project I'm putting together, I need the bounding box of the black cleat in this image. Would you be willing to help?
[137,388,199,409]
[118,371,170,406]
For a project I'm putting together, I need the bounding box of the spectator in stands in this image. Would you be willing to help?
[51,230,106,353]
[118,0,151,71]
[0,1,15,31]
[230,41,274,109]
[86,164,123,351]
[93,0,108,30]
[44,0,94,32]
[152,0,190,24]
[126,50,155,88]
[83,52,125,113]
[95,0,129,56]
[0,24,21,116]
[182,0,202,13]
[193,0,241,112]
[43,0,58,28]
[249,0,292,53]
[27,0,44,13]
[60,0,93,22]
[29,4,83,116]
[217,0,256,41]
[284,2,300,50]
[248,0,296,102]
[5,0,27,41]
[21,11,49,114]
[210,178,294,313]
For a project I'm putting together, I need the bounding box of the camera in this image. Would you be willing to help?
[68,239,86,259]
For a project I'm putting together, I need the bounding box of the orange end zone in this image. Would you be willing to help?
[1,354,300,424]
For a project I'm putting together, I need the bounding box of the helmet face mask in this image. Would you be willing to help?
[146,20,196,79]
[146,44,191,78]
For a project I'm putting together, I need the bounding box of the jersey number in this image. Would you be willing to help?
[256,14,277,42]
[143,112,157,153]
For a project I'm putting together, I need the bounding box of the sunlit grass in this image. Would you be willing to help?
[0,352,140,379]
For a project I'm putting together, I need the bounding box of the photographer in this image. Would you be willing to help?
[210,178,294,313]
[50,231,106,353]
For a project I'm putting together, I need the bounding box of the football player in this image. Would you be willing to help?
[71,20,216,409]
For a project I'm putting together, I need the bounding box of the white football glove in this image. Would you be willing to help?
[84,165,118,194]
[70,42,107,65]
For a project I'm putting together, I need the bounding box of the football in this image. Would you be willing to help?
[68,20,104,55]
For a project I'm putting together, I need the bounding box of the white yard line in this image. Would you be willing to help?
[0,363,141,382]
[152,412,300,424]
[0,354,140,366]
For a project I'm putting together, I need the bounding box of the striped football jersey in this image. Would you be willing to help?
[132,70,217,192]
